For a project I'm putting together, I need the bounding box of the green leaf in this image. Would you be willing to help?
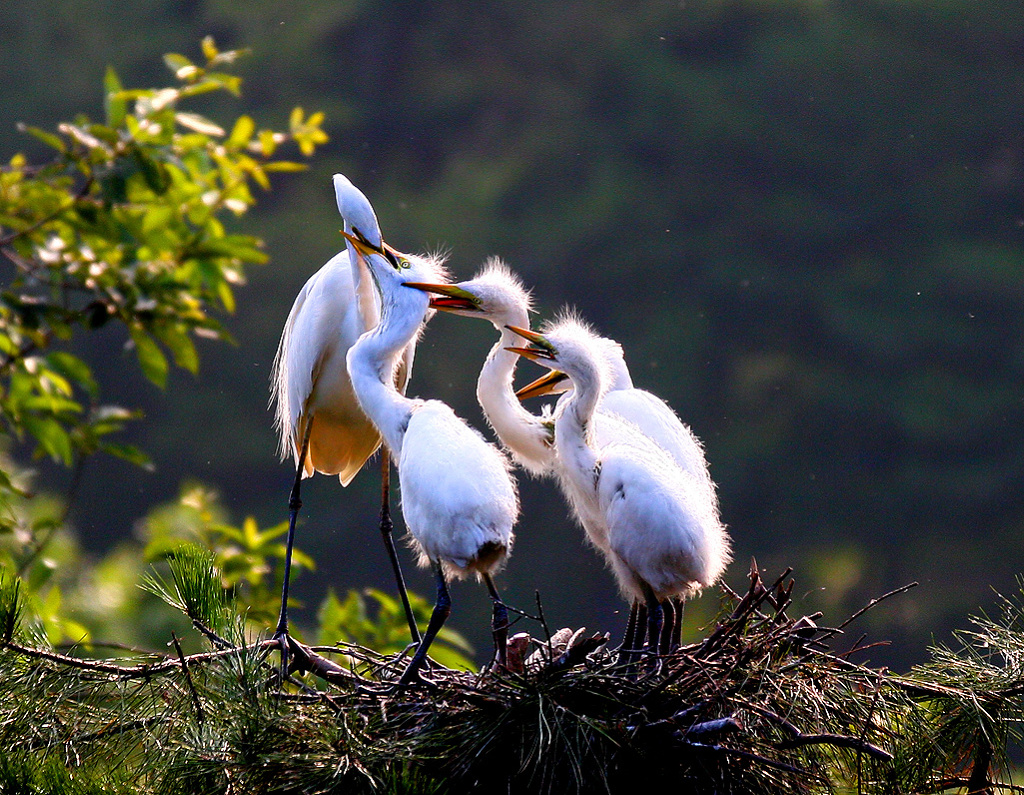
[194,235,267,262]
[18,124,66,154]
[290,548,316,572]
[153,322,199,374]
[141,543,227,630]
[141,204,174,235]
[0,572,25,642]
[23,416,74,465]
[130,146,171,195]
[263,161,308,173]
[46,352,97,399]
[163,52,199,80]
[163,53,193,72]
[99,442,154,471]
[217,280,236,314]
[227,115,255,149]
[176,81,225,100]
[21,396,82,415]
[201,35,219,63]
[129,326,168,388]
[257,129,279,157]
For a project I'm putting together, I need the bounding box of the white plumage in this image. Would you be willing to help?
[272,249,381,483]
[406,275,719,561]
[268,174,422,673]
[345,233,518,682]
[509,318,731,654]
[271,174,415,483]
[518,319,716,506]
[398,401,516,575]
[405,260,554,475]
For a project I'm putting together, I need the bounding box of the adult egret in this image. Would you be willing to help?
[507,319,731,658]
[269,174,421,674]
[344,234,519,685]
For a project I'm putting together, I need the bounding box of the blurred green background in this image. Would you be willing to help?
[4,0,1024,669]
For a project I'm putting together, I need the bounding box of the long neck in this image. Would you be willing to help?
[476,313,554,474]
[347,295,422,455]
[554,362,603,484]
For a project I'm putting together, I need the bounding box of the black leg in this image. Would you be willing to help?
[671,597,684,650]
[616,600,640,665]
[482,573,509,670]
[274,426,312,681]
[635,602,648,652]
[640,582,664,662]
[614,602,638,663]
[398,561,451,685]
[621,601,648,676]
[659,598,676,657]
[378,448,421,645]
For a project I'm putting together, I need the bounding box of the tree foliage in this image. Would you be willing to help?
[0,36,323,482]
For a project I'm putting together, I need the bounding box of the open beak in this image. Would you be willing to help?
[505,325,557,363]
[515,369,570,400]
[341,228,382,257]
[404,282,481,312]
[341,228,405,270]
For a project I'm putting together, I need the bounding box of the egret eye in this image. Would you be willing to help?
[398,257,411,270]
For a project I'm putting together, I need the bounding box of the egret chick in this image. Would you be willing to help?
[405,260,554,475]
[508,319,731,658]
[515,320,720,652]
[345,235,519,684]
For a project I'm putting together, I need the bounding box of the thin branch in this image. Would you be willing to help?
[686,740,808,776]
[0,175,94,248]
[815,582,919,644]
[777,732,893,761]
[742,703,893,761]
[172,631,204,724]
[2,637,277,677]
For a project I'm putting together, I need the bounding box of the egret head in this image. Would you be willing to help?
[506,316,609,392]
[341,229,449,327]
[516,328,629,400]
[405,257,532,325]
[333,174,383,249]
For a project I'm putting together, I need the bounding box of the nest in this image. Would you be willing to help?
[273,561,895,793]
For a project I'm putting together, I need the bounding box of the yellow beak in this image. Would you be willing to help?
[341,228,383,257]
[504,325,557,362]
[404,282,481,311]
[515,369,570,400]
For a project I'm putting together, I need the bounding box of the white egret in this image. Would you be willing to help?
[344,234,519,684]
[269,174,421,674]
[515,323,720,653]
[507,319,731,658]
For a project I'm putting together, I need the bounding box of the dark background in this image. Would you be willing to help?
[4,0,1024,669]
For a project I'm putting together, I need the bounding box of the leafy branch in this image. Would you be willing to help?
[0,36,325,491]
